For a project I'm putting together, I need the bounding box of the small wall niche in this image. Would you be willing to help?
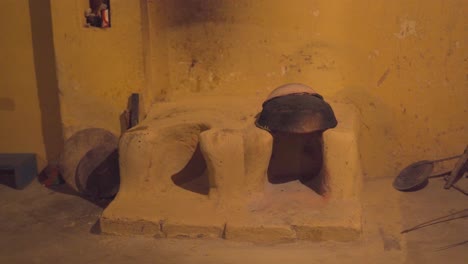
[85,0,111,28]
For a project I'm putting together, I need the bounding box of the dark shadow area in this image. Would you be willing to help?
[163,0,228,27]
[37,162,114,210]
[267,131,326,195]
[29,0,64,163]
[90,219,102,235]
[41,178,113,209]
[171,144,209,195]
[77,148,120,199]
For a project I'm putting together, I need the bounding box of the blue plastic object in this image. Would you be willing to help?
[0,153,37,189]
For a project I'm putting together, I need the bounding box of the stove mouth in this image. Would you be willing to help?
[170,124,211,195]
[267,130,326,195]
[171,143,209,195]
[256,85,337,196]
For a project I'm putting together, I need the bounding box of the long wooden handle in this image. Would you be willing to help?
[444,146,468,189]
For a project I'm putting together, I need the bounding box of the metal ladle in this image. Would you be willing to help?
[393,154,462,192]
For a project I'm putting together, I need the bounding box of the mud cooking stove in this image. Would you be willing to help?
[101,84,363,243]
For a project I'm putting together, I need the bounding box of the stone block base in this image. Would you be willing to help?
[101,96,363,243]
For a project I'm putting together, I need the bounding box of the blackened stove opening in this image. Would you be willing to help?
[267,131,326,195]
[171,143,209,195]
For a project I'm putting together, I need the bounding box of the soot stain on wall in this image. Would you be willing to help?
[164,0,228,27]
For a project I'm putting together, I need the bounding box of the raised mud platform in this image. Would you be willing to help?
[101,96,363,242]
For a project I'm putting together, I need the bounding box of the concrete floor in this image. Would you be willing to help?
[0,176,466,264]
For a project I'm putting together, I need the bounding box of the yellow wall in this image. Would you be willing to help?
[50,0,149,138]
[147,0,467,178]
[47,0,467,179]
[146,0,171,104]
[0,0,47,170]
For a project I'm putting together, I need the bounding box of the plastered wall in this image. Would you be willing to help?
[50,0,148,138]
[46,0,467,179]
[0,0,47,170]
[146,0,467,179]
